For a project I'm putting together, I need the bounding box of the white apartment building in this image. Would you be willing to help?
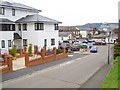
[0,0,61,54]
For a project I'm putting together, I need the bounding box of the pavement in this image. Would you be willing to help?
[81,44,114,88]
[80,61,113,88]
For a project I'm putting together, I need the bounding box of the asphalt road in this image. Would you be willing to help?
[2,51,89,82]
[2,45,112,88]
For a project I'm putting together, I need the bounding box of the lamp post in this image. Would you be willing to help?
[108,30,111,65]
[108,37,110,64]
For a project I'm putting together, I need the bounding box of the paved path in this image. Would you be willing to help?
[2,46,111,88]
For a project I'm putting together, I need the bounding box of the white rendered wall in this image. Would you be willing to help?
[0,31,14,51]
[0,7,37,21]
[22,23,59,51]
[80,31,87,38]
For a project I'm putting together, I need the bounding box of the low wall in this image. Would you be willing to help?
[25,53,68,67]
[0,54,13,73]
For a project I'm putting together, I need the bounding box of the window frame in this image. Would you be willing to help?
[8,40,12,47]
[23,39,27,46]
[51,39,55,46]
[35,23,44,30]
[18,24,21,31]
[0,24,15,31]
[12,9,15,16]
[0,7,5,15]
[44,39,47,46]
[23,24,27,31]
[1,40,5,48]
[54,24,59,30]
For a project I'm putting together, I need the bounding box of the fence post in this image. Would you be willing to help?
[41,48,45,59]
[34,45,38,54]
[7,55,13,71]
[9,49,12,55]
[53,47,56,56]
[4,53,8,64]
[24,46,27,53]
[43,46,46,55]
[25,53,29,67]
[20,47,23,55]
[58,46,60,49]
[63,47,66,54]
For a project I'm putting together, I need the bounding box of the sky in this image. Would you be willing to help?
[6,0,120,26]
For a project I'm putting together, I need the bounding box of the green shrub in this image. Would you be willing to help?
[79,45,87,49]
[114,41,120,58]
[11,45,17,57]
[56,49,62,54]
[28,43,32,53]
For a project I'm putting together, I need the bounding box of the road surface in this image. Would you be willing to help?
[2,45,112,88]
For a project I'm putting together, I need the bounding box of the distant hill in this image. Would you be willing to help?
[75,23,118,29]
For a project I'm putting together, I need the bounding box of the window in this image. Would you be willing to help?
[8,40,12,47]
[54,24,59,30]
[51,39,55,45]
[44,39,47,46]
[12,24,15,31]
[35,23,44,30]
[18,24,21,31]
[23,39,27,46]
[0,24,15,31]
[0,7,4,15]
[1,40,5,48]
[12,9,15,16]
[23,24,27,31]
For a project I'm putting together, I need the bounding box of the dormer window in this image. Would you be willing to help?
[0,7,5,15]
[12,9,15,16]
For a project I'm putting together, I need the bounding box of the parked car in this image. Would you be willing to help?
[70,45,80,51]
[88,39,94,43]
[90,46,98,53]
[60,43,71,52]
[94,41,106,45]
[87,43,93,49]
[82,40,88,43]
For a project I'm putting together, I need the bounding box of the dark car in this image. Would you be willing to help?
[82,40,88,43]
[60,43,71,52]
[90,46,98,53]
[70,45,80,51]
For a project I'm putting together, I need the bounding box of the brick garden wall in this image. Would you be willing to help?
[0,54,13,73]
[25,47,68,67]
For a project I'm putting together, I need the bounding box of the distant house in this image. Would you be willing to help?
[79,27,94,39]
[59,32,72,42]
[0,0,61,53]
[59,26,81,41]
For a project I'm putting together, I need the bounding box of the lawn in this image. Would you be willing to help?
[100,56,119,88]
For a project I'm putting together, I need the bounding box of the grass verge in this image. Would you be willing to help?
[100,56,119,88]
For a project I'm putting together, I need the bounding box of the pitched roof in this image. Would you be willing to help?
[0,18,13,23]
[15,14,62,24]
[0,0,41,12]
[59,26,79,31]
[59,32,72,37]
